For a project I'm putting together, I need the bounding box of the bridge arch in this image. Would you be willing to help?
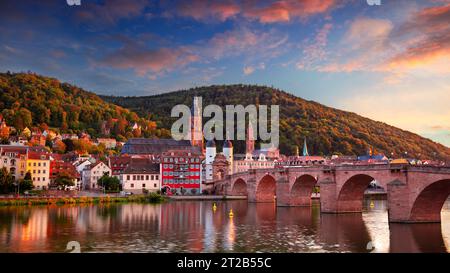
[231,178,248,196]
[290,174,318,206]
[337,174,376,212]
[255,174,276,203]
[409,179,450,222]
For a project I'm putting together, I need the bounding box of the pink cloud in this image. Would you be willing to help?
[169,0,337,23]
[385,3,450,70]
[100,42,199,76]
[175,0,240,21]
[243,0,337,23]
[297,23,333,69]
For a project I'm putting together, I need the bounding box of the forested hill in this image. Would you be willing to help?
[0,72,169,141]
[103,85,450,160]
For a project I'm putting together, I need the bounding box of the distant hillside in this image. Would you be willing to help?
[103,85,450,160]
[0,72,169,141]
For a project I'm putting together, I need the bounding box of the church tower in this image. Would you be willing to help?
[205,139,216,181]
[190,97,203,150]
[246,122,255,155]
[302,138,309,156]
[223,139,234,175]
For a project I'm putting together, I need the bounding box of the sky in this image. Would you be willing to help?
[0,0,449,147]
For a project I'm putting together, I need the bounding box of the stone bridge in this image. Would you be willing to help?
[212,164,450,223]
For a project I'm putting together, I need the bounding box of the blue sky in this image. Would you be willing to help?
[0,0,449,147]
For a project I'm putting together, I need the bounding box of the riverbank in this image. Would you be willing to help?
[0,193,165,207]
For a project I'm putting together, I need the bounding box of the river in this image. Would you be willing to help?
[0,199,449,253]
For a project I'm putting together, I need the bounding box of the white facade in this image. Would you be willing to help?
[205,145,216,181]
[82,162,111,190]
[233,153,275,174]
[76,160,92,174]
[121,173,160,194]
[223,146,233,175]
[0,149,27,181]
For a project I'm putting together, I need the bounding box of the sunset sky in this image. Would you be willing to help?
[0,0,449,147]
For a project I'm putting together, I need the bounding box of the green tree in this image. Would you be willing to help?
[54,172,75,188]
[97,175,120,192]
[0,167,14,194]
[18,171,34,193]
[19,179,34,193]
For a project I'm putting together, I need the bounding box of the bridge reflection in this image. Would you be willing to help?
[0,200,449,252]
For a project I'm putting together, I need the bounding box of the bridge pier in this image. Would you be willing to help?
[275,178,290,206]
[214,165,450,223]
[319,178,338,213]
[386,180,411,222]
[246,178,257,202]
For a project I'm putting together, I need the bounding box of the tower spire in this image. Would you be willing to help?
[302,138,309,156]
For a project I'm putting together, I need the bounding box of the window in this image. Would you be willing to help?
[151,175,154,180]
[130,183,134,188]
[132,175,136,180]
[127,175,130,180]
[154,183,157,188]
[146,175,149,180]
[38,163,41,167]
[142,184,146,188]
[155,175,159,180]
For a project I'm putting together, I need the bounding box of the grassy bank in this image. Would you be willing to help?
[0,193,166,207]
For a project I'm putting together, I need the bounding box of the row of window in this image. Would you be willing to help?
[163,179,200,184]
[236,162,273,166]
[112,164,129,167]
[163,171,200,176]
[163,157,200,163]
[32,169,46,174]
[163,164,201,169]
[125,175,159,181]
[126,183,158,188]
[28,162,47,167]
[32,177,46,182]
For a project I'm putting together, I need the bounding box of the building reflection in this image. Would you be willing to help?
[389,223,447,253]
[0,200,448,253]
[318,213,372,252]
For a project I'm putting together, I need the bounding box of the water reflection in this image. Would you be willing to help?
[0,199,448,253]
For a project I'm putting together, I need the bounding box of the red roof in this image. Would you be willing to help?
[28,151,50,160]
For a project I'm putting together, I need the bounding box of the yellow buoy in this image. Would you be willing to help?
[370,200,375,209]
[229,208,234,218]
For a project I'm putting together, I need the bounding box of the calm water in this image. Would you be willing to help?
[0,199,449,253]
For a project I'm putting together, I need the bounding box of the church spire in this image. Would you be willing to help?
[302,138,309,156]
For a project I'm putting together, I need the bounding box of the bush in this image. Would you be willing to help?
[147,192,164,203]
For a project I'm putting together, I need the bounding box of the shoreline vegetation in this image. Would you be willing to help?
[0,192,166,207]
